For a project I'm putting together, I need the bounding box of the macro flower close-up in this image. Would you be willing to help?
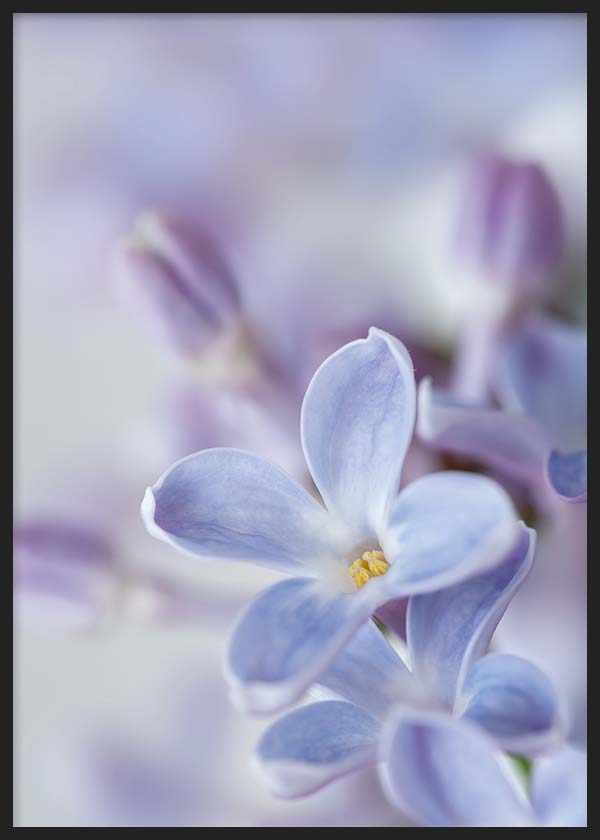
[252,522,566,810]
[14,12,586,828]
[142,329,519,714]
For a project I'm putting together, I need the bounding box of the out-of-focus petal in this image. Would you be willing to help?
[14,520,116,629]
[113,211,240,358]
[316,620,418,719]
[459,653,563,755]
[301,328,416,545]
[254,701,380,798]
[379,711,533,827]
[531,747,587,827]
[417,377,547,484]
[454,156,564,289]
[547,449,587,503]
[406,524,534,707]
[496,316,587,453]
[142,449,340,575]
[379,472,518,599]
[135,212,240,319]
[225,577,376,714]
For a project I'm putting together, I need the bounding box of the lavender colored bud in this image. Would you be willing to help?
[113,211,240,357]
[454,155,564,299]
[14,520,116,628]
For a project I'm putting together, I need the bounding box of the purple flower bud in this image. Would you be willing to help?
[14,520,116,629]
[454,155,564,299]
[113,211,241,357]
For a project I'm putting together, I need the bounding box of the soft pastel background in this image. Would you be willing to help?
[14,13,586,826]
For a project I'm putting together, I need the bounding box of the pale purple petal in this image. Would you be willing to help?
[135,212,240,321]
[300,328,416,545]
[254,701,380,798]
[454,156,564,286]
[225,577,377,714]
[531,747,587,827]
[380,712,533,827]
[379,472,518,600]
[493,502,587,747]
[547,449,587,503]
[114,243,218,358]
[113,211,240,358]
[316,620,418,719]
[417,377,548,485]
[142,449,338,575]
[14,520,116,628]
[459,653,563,755]
[406,523,534,707]
[496,315,587,453]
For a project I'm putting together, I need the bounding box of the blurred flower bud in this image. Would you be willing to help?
[113,211,241,358]
[14,520,117,629]
[454,155,564,302]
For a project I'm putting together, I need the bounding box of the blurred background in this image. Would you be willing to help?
[14,13,586,826]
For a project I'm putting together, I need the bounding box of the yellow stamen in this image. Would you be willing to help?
[368,558,389,577]
[349,550,389,589]
[352,566,371,588]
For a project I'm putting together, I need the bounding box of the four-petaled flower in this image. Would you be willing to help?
[254,524,563,800]
[143,328,518,714]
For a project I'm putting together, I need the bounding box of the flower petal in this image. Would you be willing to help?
[380,472,518,600]
[496,316,587,453]
[254,701,380,798]
[142,448,337,575]
[405,523,534,707]
[301,328,416,543]
[493,502,587,746]
[531,747,587,827]
[547,449,587,503]
[225,577,377,714]
[14,520,116,630]
[459,653,563,755]
[379,711,533,827]
[316,619,418,719]
[417,377,548,485]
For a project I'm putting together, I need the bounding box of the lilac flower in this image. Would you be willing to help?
[143,328,519,714]
[454,155,564,303]
[446,154,566,406]
[113,211,241,359]
[380,713,586,827]
[421,153,586,502]
[254,524,563,800]
[418,314,587,503]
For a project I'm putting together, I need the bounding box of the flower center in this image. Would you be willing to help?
[348,550,389,590]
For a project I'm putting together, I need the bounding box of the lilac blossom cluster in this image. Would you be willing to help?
[16,149,586,826]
